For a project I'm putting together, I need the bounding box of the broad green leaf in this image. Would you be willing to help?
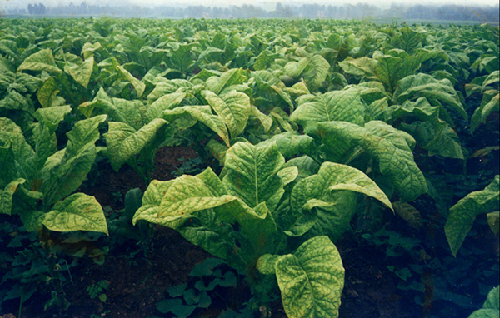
[394,73,467,123]
[375,50,421,94]
[66,114,107,157]
[0,91,34,113]
[197,46,225,64]
[42,146,95,207]
[465,75,487,97]
[291,89,368,133]
[132,179,173,225]
[270,108,295,132]
[104,118,168,171]
[487,211,499,235]
[367,97,389,121]
[338,56,376,77]
[283,55,330,91]
[278,166,299,187]
[256,254,281,275]
[215,200,278,267]
[133,168,276,271]
[169,42,197,74]
[468,286,499,318]
[445,176,499,257]
[81,42,102,59]
[391,26,427,53]
[258,132,313,158]
[284,57,309,78]
[0,179,25,215]
[17,49,61,74]
[34,106,72,134]
[282,156,320,184]
[42,193,108,234]
[385,97,439,122]
[0,40,17,61]
[162,106,230,147]
[471,93,499,133]
[324,162,392,208]
[287,81,311,98]
[18,210,45,232]
[472,55,499,74]
[202,90,251,138]
[386,98,463,159]
[37,77,60,108]
[0,137,17,187]
[253,50,276,71]
[318,121,427,201]
[117,65,145,98]
[302,55,330,91]
[0,117,37,184]
[147,79,192,105]
[206,68,247,95]
[147,91,186,121]
[190,69,220,86]
[223,141,285,211]
[156,298,196,317]
[142,175,231,224]
[64,56,94,88]
[250,105,273,132]
[482,286,499,311]
[291,161,391,240]
[206,139,228,165]
[275,236,344,318]
[346,82,389,107]
[33,106,72,171]
[482,71,499,91]
[401,120,463,159]
[79,88,146,130]
[42,115,106,206]
[251,71,294,111]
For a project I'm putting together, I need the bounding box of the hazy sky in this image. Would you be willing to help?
[2,0,499,9]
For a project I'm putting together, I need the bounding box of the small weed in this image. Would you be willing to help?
[111,191,123,205]
[155,258,251,318]
[87,280,109,302]
[171,156,203,176]
[0,223,76,316]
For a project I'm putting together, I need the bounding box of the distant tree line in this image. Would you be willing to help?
[7,1,499,22]
[403,5,499,22]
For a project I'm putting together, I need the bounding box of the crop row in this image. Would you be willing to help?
[0,18,498,317]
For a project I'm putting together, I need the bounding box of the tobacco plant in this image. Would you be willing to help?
[0,112,108,235]
[133,140,393,317]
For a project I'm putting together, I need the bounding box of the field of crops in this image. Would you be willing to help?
[0,18,498,318]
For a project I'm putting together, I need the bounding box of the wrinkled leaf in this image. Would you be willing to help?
[291,89,368,133]
[445,176,499,256]
[468,286,499,318]
[318,121,427,201]
[202,90,251,138]
[117,65,145,98]
[0,179,26,216]
[275,236,344,318]
[104,118,168,171]
[18,49,61,74]
[162,105,230,147]
[42,115,106,206]
[258,132,313,158]
[64,56,94,88]
[43,193,108,234]
[223,141,285,211]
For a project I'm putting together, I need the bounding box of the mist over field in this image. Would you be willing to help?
[1,0,499,22]
[2,0,499,8]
